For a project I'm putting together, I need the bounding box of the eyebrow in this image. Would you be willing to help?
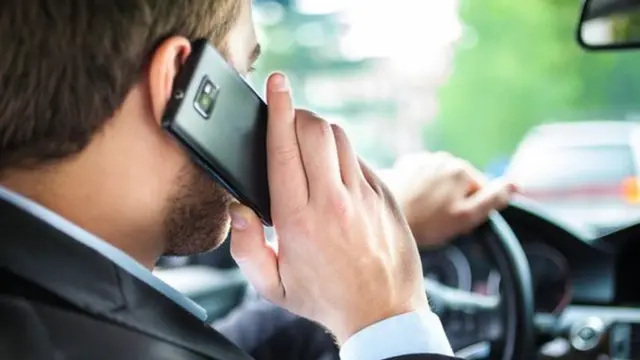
[249,43,262,64]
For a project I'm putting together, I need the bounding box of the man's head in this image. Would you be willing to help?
[0,0,260,266]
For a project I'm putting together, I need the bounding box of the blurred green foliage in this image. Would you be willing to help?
[254,1,640,169]
[436,0,640,167]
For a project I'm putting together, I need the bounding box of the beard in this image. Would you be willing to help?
[162,162,234,256]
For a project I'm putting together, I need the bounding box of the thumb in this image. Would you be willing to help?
[228,203,284,302]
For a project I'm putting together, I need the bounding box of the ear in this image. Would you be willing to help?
[146,36,192,124]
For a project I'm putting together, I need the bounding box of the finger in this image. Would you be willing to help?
[358,159,384,196]
[295,111,342,198]
[358,159,405,222]
[455,179,517,227]
[265,73,309,218]
[331,124,363,188]
[459,160,488,194]
[229,203,285,303]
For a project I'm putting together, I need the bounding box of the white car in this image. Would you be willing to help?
[505,121,640,236]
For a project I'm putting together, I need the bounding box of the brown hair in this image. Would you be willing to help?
[0,0,241,172]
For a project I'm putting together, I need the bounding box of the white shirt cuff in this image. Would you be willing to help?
[339,309,453,360]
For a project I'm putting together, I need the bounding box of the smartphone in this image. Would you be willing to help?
[162,38,271,225]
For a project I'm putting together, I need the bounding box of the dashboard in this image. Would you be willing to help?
[411,194,640,360]
[418,197,640,357]
[422,237,575,314]
[419,197,619,316]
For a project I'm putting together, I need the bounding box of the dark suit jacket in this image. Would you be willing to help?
[0,197,457,360]
[215,296,340,359]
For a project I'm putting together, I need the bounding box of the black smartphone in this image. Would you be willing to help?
[162,38,271,225]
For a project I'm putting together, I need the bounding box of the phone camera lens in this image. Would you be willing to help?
[194,78,218,119]
[198,93,213,112]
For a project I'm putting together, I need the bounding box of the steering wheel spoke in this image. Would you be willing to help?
[426,278,504,351]
[455,341,492,359]
[418,212,534,359]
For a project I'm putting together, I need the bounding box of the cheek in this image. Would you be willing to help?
[160,131,194,179]
[133,142,190,205]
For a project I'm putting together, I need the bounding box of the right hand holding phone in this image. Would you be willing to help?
[228,73,429,344]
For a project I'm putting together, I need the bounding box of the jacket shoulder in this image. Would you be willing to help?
[0,295,213,360]
[0,295,61,360]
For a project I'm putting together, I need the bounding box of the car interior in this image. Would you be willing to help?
[150,1,640,359]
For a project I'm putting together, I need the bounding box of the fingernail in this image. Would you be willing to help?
[508,183,519,193]
[230,210,248,230]
[271,72,289,92]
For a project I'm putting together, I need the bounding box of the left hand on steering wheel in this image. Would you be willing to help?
[382,151,518,247]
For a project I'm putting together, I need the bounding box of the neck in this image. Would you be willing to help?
[1,163,163,269]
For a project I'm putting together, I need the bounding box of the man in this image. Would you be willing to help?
[213,152,516,360]
[0,2,513,360]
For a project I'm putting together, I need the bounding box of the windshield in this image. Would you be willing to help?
[249,0,640,231]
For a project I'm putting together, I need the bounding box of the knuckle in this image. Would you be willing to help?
[313,119,333,139]
[330,123,346,138]
[298,112,332,140]
[325,189,352,218]
[284,201,308,219]
[453,206,476,223]
[272,145,299,165]
[449,163,469,181]
[286,212,312,236]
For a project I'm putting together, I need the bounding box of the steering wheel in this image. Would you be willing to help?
[425,212,535,360]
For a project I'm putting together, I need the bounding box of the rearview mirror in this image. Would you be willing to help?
[578,0,640,50]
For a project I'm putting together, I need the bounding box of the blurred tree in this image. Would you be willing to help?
[435,0,640,168]
[435,0,587,167]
